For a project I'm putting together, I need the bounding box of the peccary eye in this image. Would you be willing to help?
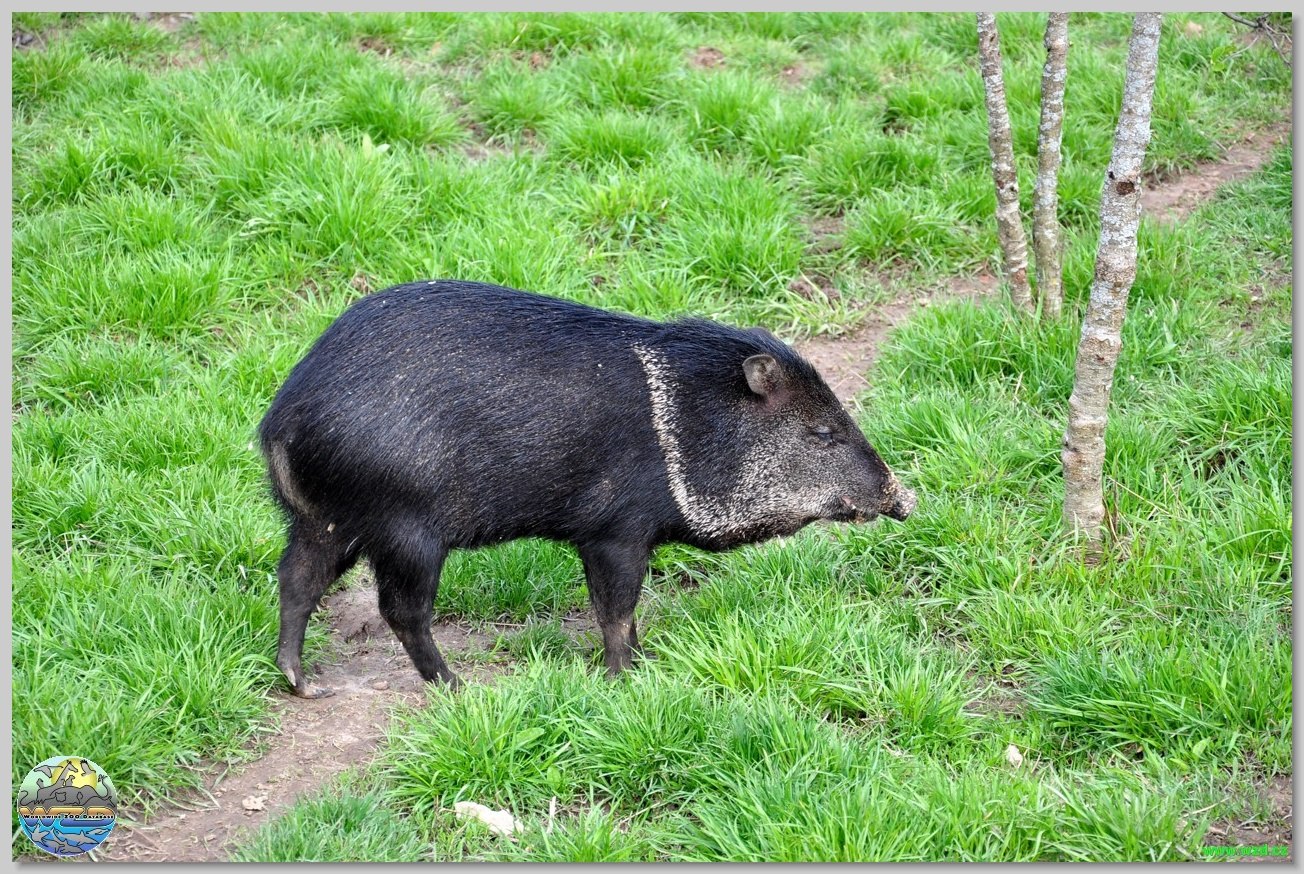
[810,426,838,446]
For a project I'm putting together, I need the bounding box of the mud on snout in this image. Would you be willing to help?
[881,474,917,521]
[828,474,917,524]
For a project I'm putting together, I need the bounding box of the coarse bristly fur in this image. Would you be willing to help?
[259,279,915,697]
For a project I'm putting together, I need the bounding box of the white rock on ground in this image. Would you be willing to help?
[453,801,522,837]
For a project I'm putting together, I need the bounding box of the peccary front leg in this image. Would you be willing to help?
[578,540,651,677]
[374,541,461,689]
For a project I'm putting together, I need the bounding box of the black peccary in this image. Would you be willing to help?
[259,280,916,697]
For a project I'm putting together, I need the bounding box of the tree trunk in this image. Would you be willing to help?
[1062,13,1163,547]
[1033,13,1069,320]
[976,12,1034,313]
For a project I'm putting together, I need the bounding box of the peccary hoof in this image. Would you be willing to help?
[293,683,336,699]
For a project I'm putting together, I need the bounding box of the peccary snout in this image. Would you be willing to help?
[882,475,917,521]
[834,472,916,523]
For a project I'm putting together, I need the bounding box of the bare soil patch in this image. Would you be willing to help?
[14,28,43,50]
[350,271,373,295]
[13,12,85,51]
[963,665,1027,719]
[1203,774,1293,863]
[796,272,998,405]
[461,138,536,162]
[778,60,815,88]
[690,46,725,69]
[804,214,846,254]
[512,49,550,70]
[162,38,216,70]
[788,274,840,303]
[451,96,542,162]
[139,11,194,34]
[98,583,499,862]
[459,125,543,162]
[1142,120,1291,223]
[357,35,395,57]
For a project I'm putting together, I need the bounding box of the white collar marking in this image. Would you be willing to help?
[633,344,733,539]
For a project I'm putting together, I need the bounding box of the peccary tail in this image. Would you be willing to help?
[266,439,314,517]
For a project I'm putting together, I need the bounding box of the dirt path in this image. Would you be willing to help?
[98,586,499,863]
[797,271,999,405]
[799,116,1291,405]
[1142,119,1291,223]
[89,115,1290,862]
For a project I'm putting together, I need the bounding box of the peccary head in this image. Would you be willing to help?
[635,324,916,548]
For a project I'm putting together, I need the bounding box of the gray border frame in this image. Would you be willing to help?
[4,5,1297,873]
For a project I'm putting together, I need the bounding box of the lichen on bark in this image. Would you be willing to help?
[1033,12,1069,319]
[1062,12,1163,547]
[976,12,1034,313]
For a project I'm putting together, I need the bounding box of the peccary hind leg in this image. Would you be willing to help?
[579,540,651,676]
[276,520,360,699]
[374,541,460,689]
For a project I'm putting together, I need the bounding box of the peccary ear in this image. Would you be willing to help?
[743,354,786,398]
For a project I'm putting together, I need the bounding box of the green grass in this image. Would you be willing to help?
[12,11,1290,861]
[231,787,434,862]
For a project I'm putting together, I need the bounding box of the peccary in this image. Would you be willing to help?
[259,280,916,697]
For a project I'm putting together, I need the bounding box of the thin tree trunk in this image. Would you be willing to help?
[1033,13,1069,319]
[1062,12,1163,547]
[977,12,1034,313]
